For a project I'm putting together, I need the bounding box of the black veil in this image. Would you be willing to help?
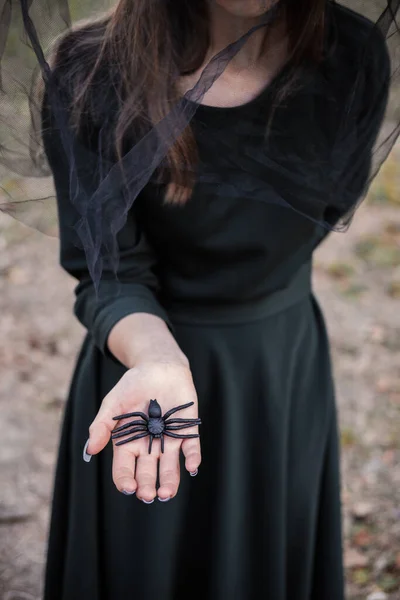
[0,0,399,294]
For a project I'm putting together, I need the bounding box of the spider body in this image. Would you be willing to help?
[148,417,165,436]
[111,399,201,454]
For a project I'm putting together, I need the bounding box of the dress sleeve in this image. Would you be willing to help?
[41,89,174,366]
[331,25,391,225]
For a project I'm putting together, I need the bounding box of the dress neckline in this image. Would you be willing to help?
[183,56,295,115]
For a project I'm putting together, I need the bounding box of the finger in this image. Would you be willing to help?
[181,437,202,475]
[87,390,121,455]
[158,446,180,501]
[135,450,159,503]
[112,444,137,495]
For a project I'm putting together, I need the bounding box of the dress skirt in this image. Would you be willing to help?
[43,262,345,600]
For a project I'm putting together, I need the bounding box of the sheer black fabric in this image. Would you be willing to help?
[0,0,399,293]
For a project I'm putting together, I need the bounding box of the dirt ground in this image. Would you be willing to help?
[0,158,399,599]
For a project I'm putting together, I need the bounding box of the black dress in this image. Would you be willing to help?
[41,5,389,600]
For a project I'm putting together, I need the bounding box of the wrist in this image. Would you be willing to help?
[128,330,189,368]
[131,346,190,371]
[107,312,189,371]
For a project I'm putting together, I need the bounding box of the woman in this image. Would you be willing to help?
[36,0,391,598]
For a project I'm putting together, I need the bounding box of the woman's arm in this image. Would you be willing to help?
[107,312,189,370]
[41,85,201,502]
[41,81,179,366]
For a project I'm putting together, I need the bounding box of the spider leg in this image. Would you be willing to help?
[161,434,164,453]
[112,419,147,433]
[163,431,200,439]
[162,401,195,420]
[113,411,149,422]
[148,435,154,454]
[111,426,147,440]
[164,418,201,425]
[115,432,149,446]
[165,423,200,431]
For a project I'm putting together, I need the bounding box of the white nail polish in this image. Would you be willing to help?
[142,498,154,504]
[83,438,92,463]
[122,489,136,495]
[158,496,171,502]
[190,469,198,477]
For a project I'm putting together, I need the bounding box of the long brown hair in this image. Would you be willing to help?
[48,0,326,204]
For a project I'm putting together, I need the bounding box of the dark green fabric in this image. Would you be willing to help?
[41,5,390,599]
[44,289,344,600]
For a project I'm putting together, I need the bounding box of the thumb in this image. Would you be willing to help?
[84,394,119,459]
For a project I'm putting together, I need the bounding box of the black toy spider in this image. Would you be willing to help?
[111,399,201,454]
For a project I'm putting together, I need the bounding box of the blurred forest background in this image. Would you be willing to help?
[0,1,399,599]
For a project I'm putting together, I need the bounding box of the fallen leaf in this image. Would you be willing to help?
[352,502,374,519]
[375,377,400,394]
[396,553,400,570]
[378,573,399,593]
[354,235,400,267]
[341,428,357,448]
[339,282,368,299]
[352,528,373,548]
[384,221,400,235]
[326,261,355,280]
[344,547,369,569]
[352,567,371,585]
[381,450,395,466]
[386,280,400,298]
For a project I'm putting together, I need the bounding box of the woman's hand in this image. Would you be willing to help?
[84,359,201,503]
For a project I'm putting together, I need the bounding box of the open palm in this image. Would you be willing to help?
[84,362,202,503]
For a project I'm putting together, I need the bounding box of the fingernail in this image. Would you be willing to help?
[158,496,171,502]
[190,469,198,477]
[142,499,154,504]
[83,438,92,463]
[122,489,136,495]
